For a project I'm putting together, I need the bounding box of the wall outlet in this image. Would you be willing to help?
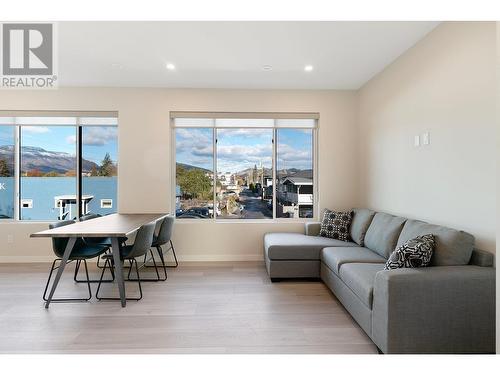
[7,234,14,244]
[414,135,420,147]
[422,132,430,145]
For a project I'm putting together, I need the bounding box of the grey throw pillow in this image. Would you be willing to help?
[384,234,435,270]
[319,209,353,242]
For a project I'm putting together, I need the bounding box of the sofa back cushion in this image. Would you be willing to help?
[350,208,376,246]
[396,219,474,266]
[364,212,407,258]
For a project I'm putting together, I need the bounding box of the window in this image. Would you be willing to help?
[175,127,214,218]
[20,125,77,220]
[0,125,15,219]
[172,114,317,220]
[82,120,118,216]
[216,128,273,219]
[276,128,314,218]
[0,113,117,221]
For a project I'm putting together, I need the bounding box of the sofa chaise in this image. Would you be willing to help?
[263,209,496,353]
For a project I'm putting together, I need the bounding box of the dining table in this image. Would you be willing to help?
[31,213,168,308]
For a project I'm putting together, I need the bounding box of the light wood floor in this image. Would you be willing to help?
[0,261,377,354]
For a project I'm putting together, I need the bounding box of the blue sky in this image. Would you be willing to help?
[176,128,312,173]
[0,126,14,147]
[16,126,118,164]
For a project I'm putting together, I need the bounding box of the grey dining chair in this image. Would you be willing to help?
[43,220,110,302]
[79,213,127,269]
[96,221,156,301]
[143,216,177,281]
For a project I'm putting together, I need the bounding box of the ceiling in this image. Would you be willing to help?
[58,21,439,89]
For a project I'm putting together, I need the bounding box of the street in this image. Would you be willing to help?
[238,189,272,219]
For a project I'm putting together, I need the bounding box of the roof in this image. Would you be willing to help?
[283,177,313,185]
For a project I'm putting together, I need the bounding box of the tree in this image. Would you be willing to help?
[0,158,10,177]
[90,165,99,177]
[27,169,42,177]
[178,169,212,200]
[44,171,60,177]
[99,153,116,177]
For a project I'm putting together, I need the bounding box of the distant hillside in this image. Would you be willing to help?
[0,145,99,174]
[176,162,211,174]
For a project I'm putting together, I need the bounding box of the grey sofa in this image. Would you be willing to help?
[264,209,496,354]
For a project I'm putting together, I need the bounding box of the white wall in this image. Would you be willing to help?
[0,88,358,261]
[357,22,496,254]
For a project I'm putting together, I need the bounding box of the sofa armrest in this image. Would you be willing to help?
[304,222,321,236]
[469,248,494,267]
[372,266,496,354]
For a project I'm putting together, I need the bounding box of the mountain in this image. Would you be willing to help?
[0,145,99,174]
[235,166,311,179]
[235,167,272,177]
[176,162,211,174]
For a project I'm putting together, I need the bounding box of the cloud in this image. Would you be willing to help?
[83,127,118,146]
[66,135,76,144]
[175,128,312,172]
[23,126,50,134]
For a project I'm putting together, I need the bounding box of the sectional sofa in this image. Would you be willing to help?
[263,209,496,353]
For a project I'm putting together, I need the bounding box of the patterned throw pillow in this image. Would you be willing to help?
[384,234,435,270]
[319,209,353,241]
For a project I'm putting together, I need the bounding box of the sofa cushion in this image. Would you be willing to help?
[384,234,435,270]
[339,263,385,308]
[350,208,376,246]
[320,246,386,274]
[264,233,358,261]
[319,209,353,241]
[364,213,407,258]
[396,219,474,266]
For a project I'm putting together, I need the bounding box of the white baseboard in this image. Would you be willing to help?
[0,254,264,263]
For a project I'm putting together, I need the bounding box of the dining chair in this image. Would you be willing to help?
[80,213,110,269]
[42,220,110,302]
[143,216,177,281]
[96,221,156,301]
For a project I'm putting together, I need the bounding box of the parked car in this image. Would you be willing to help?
[182,207,210,218]
[177,213,206,219]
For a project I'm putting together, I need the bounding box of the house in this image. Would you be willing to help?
[277,176,313,218]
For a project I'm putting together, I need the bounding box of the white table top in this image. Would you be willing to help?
[30,213,169,238]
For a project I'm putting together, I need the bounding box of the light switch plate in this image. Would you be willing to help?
[422,132,430,145]
[414,135,420,147]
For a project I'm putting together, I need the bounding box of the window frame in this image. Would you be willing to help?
[0,112,118,222]
[171,113,319,223]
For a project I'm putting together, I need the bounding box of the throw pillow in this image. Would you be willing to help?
[319,209,353,241]
[384,234,435,270]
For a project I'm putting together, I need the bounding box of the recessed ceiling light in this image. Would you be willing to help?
[262,65,273,71]
[304,65,314,72]
[166,63,176,71]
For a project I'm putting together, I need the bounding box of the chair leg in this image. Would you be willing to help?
[97,258,142,301]
[128,250,163,282]
[96,250,110,269]
[144,241,178,268]
[167,240,179,268]
[74,256,115,283]
[133,259,143,300]
[156,246,168,281]
[43,259,91,303]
